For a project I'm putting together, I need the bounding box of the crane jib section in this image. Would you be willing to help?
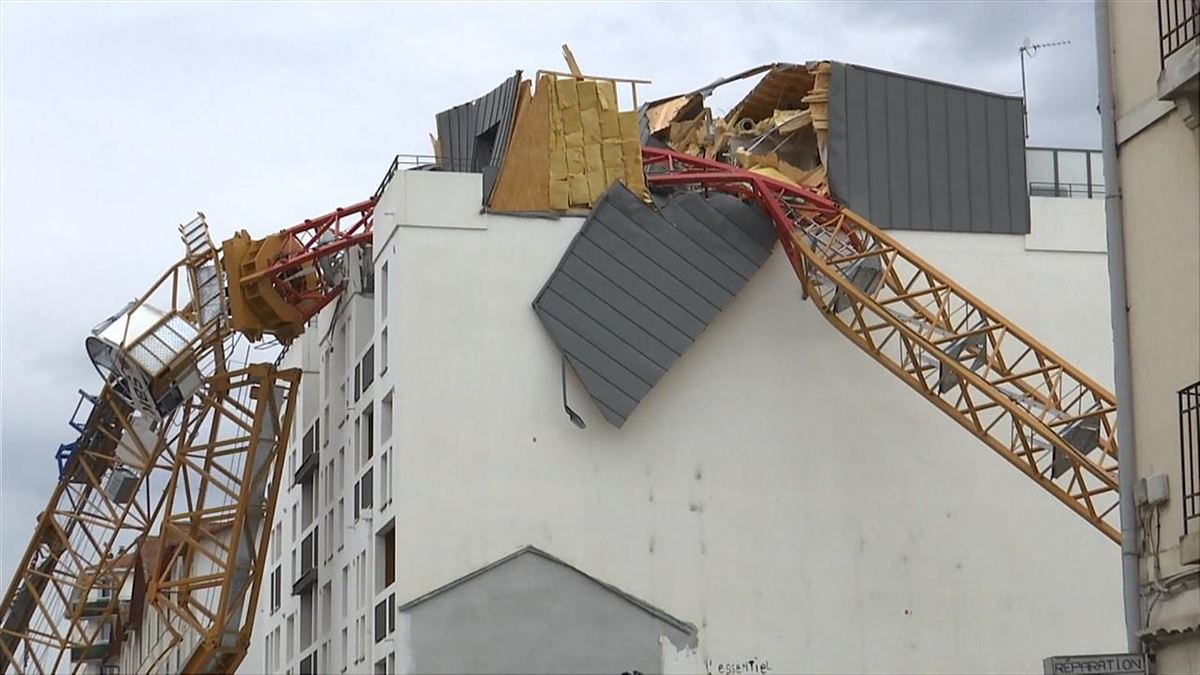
[641,146,1120,544]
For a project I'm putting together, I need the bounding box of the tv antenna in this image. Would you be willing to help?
[1020,38,1070,139]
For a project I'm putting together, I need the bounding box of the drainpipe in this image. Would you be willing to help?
[1094,0,1141,654]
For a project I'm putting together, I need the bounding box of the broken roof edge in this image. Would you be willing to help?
[835,61,1024,102]
[641,62,783,109]
[643,59,1020,113]
[395,544,699,639]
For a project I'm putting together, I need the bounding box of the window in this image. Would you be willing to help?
[358,552,368,607]
[340,627,348,673]
[380,390,393,443]
[354,418,362,471]
[361,346,375,393]
[322,581,333,634]
[363,405,374,461]
[374,598,387,643]
[354,363,361,402]
[286,614,294,660]
[354,482,360,522]
[337,498,345,550]
[380,450,390,507]
[376,524,395,591]
[322,406,329,447]
[356,615,366,662]
[300,591,315,649]
[326,458,335,506]
[272,522,282,563]
[381,263,389,321]
[323,511,334,561]
[338,447,345,491]
[380,328,388,376]
[270,566,282,613]
[300,652,315,675]
[360,467,374,511]
[302,479,315,529]
[341,565,349,616]
[323,348,332,399]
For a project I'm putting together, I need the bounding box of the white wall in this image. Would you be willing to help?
[354,171,1121,674]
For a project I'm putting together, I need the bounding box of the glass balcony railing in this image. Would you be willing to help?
[1026,147,1104,200]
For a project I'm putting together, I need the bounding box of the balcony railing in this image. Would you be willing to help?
[1025,147,1103,200]
[1028,181,1105,199]
[1159,0,1200,69]
[1181,380,1200,534]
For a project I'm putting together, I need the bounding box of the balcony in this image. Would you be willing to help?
[1181,381,1200,535]
[295,421,320,484]
[1026,147,1104,200]
[70,644,109,662]
[1158,0,1199,125]
[292,527,318,595]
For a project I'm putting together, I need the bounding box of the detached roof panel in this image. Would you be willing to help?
[534,184,775,428]
[435,72,522,200]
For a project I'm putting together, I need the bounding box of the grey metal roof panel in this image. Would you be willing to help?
[827,62,1030,234]
[534,184,775,428]
[435,72,522,201]
[397,545,698,638]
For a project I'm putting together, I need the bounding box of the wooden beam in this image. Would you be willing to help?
[561,43,583,79]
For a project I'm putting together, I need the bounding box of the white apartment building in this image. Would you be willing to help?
[239,142,1124,675]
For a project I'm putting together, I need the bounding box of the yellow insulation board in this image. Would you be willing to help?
[548,76,646,209]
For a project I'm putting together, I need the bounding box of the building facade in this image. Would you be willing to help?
[237,146,1123,674]
[1104,1,1200,672]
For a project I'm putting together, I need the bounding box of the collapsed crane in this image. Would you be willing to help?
[0,204,377,674]
[1,58,1120,674]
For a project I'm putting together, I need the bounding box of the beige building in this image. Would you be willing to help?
[1100,0,1199,672]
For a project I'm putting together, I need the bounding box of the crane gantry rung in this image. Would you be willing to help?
[642,146,1120,544]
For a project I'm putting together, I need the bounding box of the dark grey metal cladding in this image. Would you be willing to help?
[435,72,522,200]
[827,62,1030,234]
[534,183,775,428]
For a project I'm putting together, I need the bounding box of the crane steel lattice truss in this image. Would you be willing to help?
[0,205,373,674]
[0,145,1121,675]
[642,146,1120,543]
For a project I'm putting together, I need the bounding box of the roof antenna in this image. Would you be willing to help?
[561,355,586,429]
[1019,37,1070,139]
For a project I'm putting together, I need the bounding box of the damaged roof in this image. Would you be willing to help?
[434,71,523,202]
[425,54,1033,427]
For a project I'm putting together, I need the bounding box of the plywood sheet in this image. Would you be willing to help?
[489,77,551,212]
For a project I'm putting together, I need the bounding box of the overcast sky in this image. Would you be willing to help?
[0,1,1101,585]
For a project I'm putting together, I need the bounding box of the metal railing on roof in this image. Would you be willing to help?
[1159,0,1200,69]
[372,154,479,201]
